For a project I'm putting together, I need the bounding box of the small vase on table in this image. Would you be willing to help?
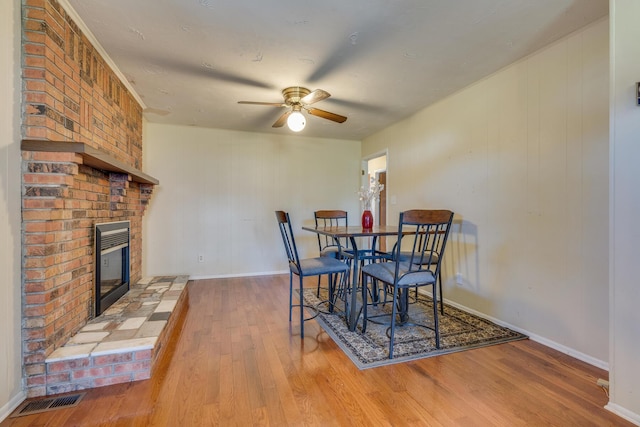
[361,198,374,230]
[361,209,374,230]
[358,181,383,230]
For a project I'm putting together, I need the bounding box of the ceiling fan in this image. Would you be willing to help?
[238,87,347,132]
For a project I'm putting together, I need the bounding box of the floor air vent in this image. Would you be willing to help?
[10,393,85,417]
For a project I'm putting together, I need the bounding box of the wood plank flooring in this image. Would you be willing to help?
[2,275,632,426]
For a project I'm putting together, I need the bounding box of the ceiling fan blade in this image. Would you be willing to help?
[238,101,287,107]
[300,89,331,105]
[272,110,292,128]
[306,107,347,123]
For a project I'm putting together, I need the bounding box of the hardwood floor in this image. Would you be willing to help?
[2,275,632,426]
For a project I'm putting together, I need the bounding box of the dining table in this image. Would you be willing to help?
[302,224,403,331]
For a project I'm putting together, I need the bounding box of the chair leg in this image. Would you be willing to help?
[438,274,444,315]
[328,273,335,313]
[299,275,305,338]
[361,274,369,333]
[432,283,440,349]
[316,276,321,298]
[289,271,293,322]
[388,285,399,359]
[339,271,348,307]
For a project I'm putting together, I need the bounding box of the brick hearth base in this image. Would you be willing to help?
[43,276,189,395]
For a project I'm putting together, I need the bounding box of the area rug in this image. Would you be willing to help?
[301,288,527,369]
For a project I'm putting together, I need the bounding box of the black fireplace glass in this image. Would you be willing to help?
[95,221,130,316]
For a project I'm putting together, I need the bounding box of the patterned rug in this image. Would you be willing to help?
[301,288,527,369]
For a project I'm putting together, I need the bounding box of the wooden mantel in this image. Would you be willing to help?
[21,140,159,185]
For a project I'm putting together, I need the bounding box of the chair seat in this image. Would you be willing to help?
[320,246,342,258]
[397,251,439,264]
[320,246,355,260]
[292,257,350,276]
[361,261,436,287]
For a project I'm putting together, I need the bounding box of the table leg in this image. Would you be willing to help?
[398,289,410,324]
[345,235,383,331]
[347,236,360,331]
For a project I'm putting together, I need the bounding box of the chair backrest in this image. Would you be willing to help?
[314,210,349,253]
[275,211,301,270]
[392,209,454,283]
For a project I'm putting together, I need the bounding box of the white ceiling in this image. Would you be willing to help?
[67,0,608,140]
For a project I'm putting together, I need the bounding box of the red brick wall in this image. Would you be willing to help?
[21,0,152,397]
[23,0,143,165]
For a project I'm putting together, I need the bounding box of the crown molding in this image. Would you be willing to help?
[56,0,146,109]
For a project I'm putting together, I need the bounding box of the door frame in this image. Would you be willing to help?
[361,149,388,225]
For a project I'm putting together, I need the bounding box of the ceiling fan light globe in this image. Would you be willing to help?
[287,111,306,132]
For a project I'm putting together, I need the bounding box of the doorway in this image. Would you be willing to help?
[363,152,387,249]
[362,153,387,225]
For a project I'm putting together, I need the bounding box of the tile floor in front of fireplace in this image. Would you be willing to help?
[46,275,189,363]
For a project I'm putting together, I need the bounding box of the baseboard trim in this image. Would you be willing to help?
[188,270,288,280]
[0,391,26,423]
[605,403,640,426]
[525,330,609,371]
[418,289,610,371]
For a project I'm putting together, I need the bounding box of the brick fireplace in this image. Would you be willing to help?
[21,0,156,397]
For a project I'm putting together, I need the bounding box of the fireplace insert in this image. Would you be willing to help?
[95,221,130,316]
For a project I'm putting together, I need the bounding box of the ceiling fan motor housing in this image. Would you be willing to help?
[282,87,310,106]
[238,86,346,128]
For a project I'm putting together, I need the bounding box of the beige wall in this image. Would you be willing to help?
[0,0,25,420]
[363,19,610,365]
[142,123,361,278]
[609,0,640,423]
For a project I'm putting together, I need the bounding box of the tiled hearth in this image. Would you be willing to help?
[43,276,189,395]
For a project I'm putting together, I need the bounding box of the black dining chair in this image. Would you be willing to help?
[392,239,445,315]
[314,210,350,258]
[313,210,354,297]
[275,211,350,338]
[360,209,454,359]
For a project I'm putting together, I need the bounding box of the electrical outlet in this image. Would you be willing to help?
[198,254,204,263]
[455,273,464,285]
[102,258,109,267]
